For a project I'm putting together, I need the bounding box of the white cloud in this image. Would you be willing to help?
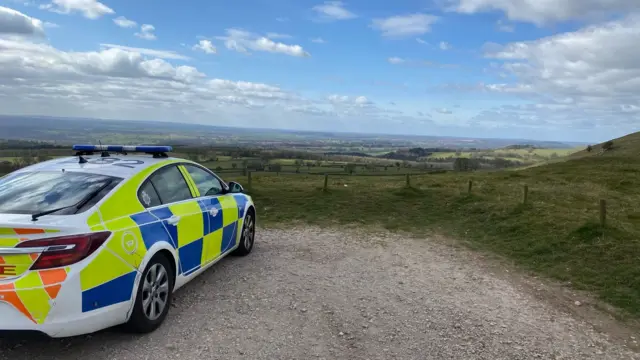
[100,44,190,60]
[387,57,405,64]
[113,16,137,28]
[192,39,216,54]
[312,1,356,21]
[0,38,203,82]
[371,13,439,37]
[135,24,156,40]
[439,41,451,50]
[0,6,44,36]
[476,13,640,132]
[448,0,640,26]
[39,0,114,19]
[216,28,310,57]
[43,21,59,28]
[496,19,514,32]
[311,37,326,43]
[275,17,289,22]
[416,38,428,45]
[266,32,292,39]
[435,107,452,114]
[388,56,459,68]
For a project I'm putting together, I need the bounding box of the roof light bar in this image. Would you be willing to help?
[72,145,173,153]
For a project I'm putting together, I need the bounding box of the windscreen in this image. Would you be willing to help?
[0,171,121,215]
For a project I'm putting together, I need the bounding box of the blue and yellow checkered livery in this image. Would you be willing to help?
[80,159,251,313]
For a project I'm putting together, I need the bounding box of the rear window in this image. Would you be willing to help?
[0,171,122,215]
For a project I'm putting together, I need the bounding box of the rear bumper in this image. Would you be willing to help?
[0,300,131,338]
[0,263,136,338]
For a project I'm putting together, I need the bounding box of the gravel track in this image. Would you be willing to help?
[0,227,638,360]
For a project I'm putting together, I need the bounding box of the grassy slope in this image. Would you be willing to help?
[226,132,640,317]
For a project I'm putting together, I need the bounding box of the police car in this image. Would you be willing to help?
[0,145,256,337]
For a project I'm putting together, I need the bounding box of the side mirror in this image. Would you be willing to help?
[228,181,244,193]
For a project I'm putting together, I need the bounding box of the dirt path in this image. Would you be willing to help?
[1,227,638,360]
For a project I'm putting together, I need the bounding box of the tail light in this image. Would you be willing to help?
[15,231,112,270]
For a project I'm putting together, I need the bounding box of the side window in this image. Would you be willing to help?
[183,164,224,197]
[148,165,193,204]
[138,181,162,208]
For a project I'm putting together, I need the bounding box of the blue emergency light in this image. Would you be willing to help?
[72,145,173,153]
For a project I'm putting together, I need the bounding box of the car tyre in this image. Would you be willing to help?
[232,209,255,256]
[122,253,174,334]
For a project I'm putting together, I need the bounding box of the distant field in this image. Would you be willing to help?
[427,147,580,161]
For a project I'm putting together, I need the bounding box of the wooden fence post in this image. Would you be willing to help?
[405,174,410,187]
[523,184,529,204]
[323,173,328,192]
[600,199,607,227]
[247,171,252,191]
[467,180,473,194]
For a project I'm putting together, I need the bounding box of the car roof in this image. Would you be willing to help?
[12,155,187,180]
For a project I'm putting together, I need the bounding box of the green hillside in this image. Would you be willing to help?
[572,131,640,158]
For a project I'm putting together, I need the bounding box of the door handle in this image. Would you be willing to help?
[166,215,180,226]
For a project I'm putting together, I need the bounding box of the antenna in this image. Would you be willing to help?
[98,140,110,157]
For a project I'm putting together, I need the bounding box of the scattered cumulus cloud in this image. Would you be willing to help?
[266,32,292,39]
[192,39,216,54]
[439,41,451,50]
[388,57,458,69]
[447,0,640,26]
[100,44,190,60]
[113,16,137,28]
[371,13,439,37]
[39,0,114,19]
[0,6,44,36]
[216,28,310,57]
[310,37,326,43]
[312,1,356,21]
[470,13,640,131]
[135,24,156,40]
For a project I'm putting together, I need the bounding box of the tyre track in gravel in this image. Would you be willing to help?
[0,227,638,360]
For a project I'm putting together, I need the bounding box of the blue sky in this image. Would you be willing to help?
[0,0,639,142]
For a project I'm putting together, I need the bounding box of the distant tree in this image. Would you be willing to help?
[586,145,592,152]
[231,163,237,169]
[602,140,614,151]
[215,166,223,172]
[453,157,479,171]
[270,163,282,173]
[549,152,559,159]
[345,163,356,175]
[395,162,401,168]
[247,161,264,171]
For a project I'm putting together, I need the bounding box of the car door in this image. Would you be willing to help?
[181,164,239,264]
[140,164,204,276]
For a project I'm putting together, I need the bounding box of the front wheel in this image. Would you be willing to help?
[123,254,174,334]
[232,210,255,256]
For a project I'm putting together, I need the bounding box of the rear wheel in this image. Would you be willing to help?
[232,210,255,256]
[123,254,174,333]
